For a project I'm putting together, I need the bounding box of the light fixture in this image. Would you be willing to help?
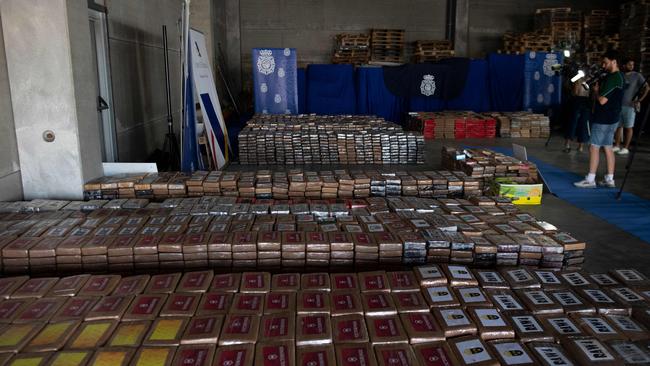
[563,49,571,58]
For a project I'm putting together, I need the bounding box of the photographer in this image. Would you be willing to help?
[563,75,590,153]
[613,58,649,155]
[574,50,625,189]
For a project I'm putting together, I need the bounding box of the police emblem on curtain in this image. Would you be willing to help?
[253,48,298,114]
[523,51,563,112]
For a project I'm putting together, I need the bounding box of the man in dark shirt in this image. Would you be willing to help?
[574,50,625,188]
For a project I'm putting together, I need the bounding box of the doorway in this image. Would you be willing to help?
[89,8,117,162]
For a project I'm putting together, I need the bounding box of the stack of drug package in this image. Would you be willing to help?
[501,31,553,53]
[83,172,192,201]
[465,113,497,139]
[407,111,495,140]
[484,112,512,137]
[481,112,550,138]
[620,1,650,74]
[238,114,424,165]
[0,266,649,365]
[535,7,583,49]
[0,194,590,270]
[441,146,539,184]
[412,40,455,62]
[331,33,370,65]
[508,112,550,138]
[370,29,405,64]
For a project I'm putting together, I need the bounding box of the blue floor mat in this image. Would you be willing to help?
[488,147,650,244]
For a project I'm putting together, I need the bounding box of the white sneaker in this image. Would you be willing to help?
[617,148,629,155]
[612,146,621,152]
[598,179,615,188]
[574,179,597,188]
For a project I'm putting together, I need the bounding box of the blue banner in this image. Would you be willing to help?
[181,37,202,172]
[523,51,563,113]
[252,48,298,114]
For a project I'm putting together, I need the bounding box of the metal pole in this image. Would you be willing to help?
[163,26,173,133]
[617,98,650,200]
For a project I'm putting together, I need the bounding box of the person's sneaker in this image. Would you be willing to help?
[574,179,597,188]
[617,148,629,155]
[612,146,621,152]
[598,179,616,188]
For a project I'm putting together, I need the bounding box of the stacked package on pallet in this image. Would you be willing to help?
[413,40,455,62]
[408,112,496,140]
[85,169,507,201]
[1,193,590,269]
[238,115,424,165]
[370,29,405,64]
[620,1,650,74]
[442,147,540,184]
[501,31,553,54]
[484,112,550,138]
[4,264,650,364]
[331,33,370,65]
[534,7,583,49]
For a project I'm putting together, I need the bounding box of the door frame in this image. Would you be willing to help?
[89,7,118,162]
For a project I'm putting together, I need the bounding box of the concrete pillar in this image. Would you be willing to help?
[0,0,103,200]
[454,0,469,57]
[0,13,22,201]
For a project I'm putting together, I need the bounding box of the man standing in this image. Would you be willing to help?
[613,58,648,155]
[574,50,625,188]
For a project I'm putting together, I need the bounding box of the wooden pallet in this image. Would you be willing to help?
[536,7,572,14]
[370,55,403,63]
[415,50,455,57]
[590,9,610,16]
[336,34,370,48]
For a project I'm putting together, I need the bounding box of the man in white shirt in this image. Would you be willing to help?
[613,58,648,155]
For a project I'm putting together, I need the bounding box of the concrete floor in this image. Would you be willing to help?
[430,135,650,276]
[229,134,650,275]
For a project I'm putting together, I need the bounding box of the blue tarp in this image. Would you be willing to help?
[488,53,525,111]
[306,64,356,115]
[489,147,650,244]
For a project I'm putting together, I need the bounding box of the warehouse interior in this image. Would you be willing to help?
[1,0,650,364]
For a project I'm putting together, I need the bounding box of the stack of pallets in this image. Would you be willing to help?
[331,33,370,65]
[583,9,620,65]
[501,32,553,54]
[370,29,405,64]
[620,1,650,73]
[534,7,582,48]
[413,40,455,62]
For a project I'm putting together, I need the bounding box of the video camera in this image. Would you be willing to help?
[576,63,607,90]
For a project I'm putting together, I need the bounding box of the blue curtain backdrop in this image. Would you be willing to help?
[306,64,356,114]
[488,53,525,111]
[252,54,561,122]
[523,51,563,113]
[355,60,491,123]
[252,48,298,114]
[446,59,490,112]
[356,67,407,122]
[297,68,306,114]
